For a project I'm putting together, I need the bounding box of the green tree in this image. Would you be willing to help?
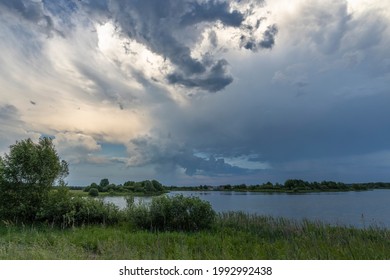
[84,182,98,192]
[99,178,109,190]
[0,156,4,184]
[0,137,69,222]
[284,179,305,190]
[124,180,135,186]
[144,180,156,193]
[151,179,164,191]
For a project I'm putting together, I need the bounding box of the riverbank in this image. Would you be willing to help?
[0,212,388,259]
[167,180,390,193]
[69,179,390,197]
[68,189,167,197]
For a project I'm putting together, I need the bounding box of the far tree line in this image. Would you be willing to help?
[78,178,390,196]
[83,178,166,196]
[166,179,390,192]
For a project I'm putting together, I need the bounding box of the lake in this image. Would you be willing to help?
[103,189,390,229]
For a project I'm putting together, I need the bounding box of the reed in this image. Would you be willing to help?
[0,213,389,259]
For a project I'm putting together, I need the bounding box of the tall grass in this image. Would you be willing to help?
[0,212,389,259]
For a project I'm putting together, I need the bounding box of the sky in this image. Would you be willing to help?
[0,0,389,186]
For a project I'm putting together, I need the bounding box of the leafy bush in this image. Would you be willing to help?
[37,187,76,228]
[128,203,152,230]
[0,181,42,222]
[128,195,216,231]
[72,197,120,226]
[88,187,99,197]
[37,188,121,228]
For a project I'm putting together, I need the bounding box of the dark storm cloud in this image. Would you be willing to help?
[180,154,248,176]
[179,0,244,26]
[79,0,109,14]
[2,0,275,94]
[259,24,278,49]
[167,59,233,92]
[241,24,278,50]
[105,0,240,91]
[208,30,218,47]
[129,135,251,176]
[0,0,55,35]
[75,0,275,92]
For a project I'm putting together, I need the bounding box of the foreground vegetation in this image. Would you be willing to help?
[0,212,389,259]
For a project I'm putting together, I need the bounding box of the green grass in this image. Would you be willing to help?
[67,189,88,197]
[0,212,389,260]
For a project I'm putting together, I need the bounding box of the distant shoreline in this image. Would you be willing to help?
[68,180,390,196]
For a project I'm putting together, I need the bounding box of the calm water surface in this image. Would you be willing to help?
[103,189,390,228]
